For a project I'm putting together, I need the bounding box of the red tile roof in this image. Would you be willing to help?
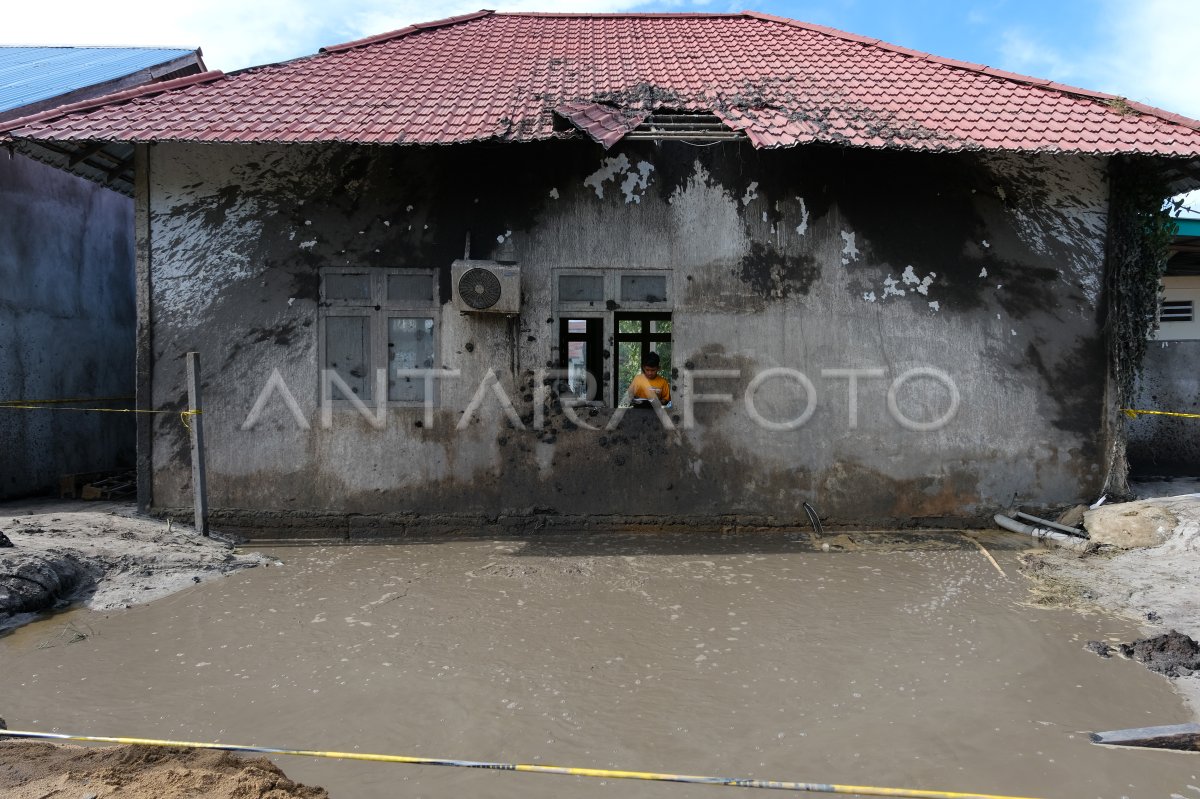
[5,10,1200,158]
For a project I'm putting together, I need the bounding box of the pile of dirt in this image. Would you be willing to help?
[1119,630,1200,677]
[0,551,91,616]
[0,740,328,799]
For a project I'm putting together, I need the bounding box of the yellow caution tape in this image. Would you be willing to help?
[0,398,200,428]
[1121,408,1200,420]
[0,730,1046,799]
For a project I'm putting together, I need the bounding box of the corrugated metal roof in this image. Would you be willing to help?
[4,12,1200,161]
[0,46,198,115]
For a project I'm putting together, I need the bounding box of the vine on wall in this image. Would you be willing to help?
[1103,156,1179,492]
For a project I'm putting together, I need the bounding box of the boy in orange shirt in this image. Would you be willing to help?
[628,351,671,408]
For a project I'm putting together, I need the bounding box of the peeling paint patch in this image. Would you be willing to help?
[881,275,905,299]
[795,197,809,235]
[928,300,940,312]
[982,240,990,248]
[840,231,859,265]
[299,240,316,250]
[863,291,877,302]
[549,188,560,199]
[979,267,988,278]
[742,181,759,207]
[584,153,655,203]
[900,265,936,295]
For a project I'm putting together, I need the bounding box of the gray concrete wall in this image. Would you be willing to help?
[143,140,1111,531]
[1128,340,1200,475]
[0,153,136,498]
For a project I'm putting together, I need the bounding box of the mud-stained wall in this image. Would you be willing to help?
[0,154,136,498]
[1127,341,1200,475]
[144,139,1111,529]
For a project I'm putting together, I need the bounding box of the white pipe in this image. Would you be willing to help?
[994,514,1090,550]
[1013,511,1086,537]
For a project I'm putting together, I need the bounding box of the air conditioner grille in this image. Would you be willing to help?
[459,268,503,309]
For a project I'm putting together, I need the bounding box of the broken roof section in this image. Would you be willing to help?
[3,11,1200,167]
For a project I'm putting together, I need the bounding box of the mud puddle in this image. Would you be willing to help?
[3,531,1198,798]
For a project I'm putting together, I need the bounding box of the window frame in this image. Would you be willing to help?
[318,267,441,408]
[612,311,673,407]
[1155,276,1200,341]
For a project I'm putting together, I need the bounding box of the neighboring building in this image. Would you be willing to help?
[4,12,1199,533]
[1128,217,1200,475]
[0,46,204,499]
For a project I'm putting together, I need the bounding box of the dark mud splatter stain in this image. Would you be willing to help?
[1021,338,1105,453]
[737,242,819,298]
[289,270,321,301]
[249,320,299,346]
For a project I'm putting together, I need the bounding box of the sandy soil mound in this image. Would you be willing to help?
[0,741,328,799]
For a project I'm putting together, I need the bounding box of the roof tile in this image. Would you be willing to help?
[4,11,1199,159]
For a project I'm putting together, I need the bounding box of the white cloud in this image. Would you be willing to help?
[0,0,673,71]
[1092,0,1200,119]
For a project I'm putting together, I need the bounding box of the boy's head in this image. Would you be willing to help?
[642,351,661,376]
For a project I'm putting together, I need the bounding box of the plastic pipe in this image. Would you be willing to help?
[993,514,1089,550]
[1013,511,1086,537]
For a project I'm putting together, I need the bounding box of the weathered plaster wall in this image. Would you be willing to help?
[1127,341,1200,474]
[0,153,136,498]
[144,139,1110,531]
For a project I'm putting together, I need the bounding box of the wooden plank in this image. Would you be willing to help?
[1091,723,1200,751]
[186,352,209,536]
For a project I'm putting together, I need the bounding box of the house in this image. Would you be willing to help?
[4,12,1198,534]
[1127,217,1200,476]
[0,46,205,500]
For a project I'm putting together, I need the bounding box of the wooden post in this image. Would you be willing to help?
[186,352,209,536]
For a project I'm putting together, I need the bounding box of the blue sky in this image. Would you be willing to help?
[4,1,1196,117]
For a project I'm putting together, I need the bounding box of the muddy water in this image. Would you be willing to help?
[3,532,1198,799]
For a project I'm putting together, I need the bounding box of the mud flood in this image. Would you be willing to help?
[3,532,1198,798]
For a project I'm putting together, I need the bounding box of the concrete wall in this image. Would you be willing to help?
[1128,340,1200,475]
[0,153,136,498]
[143,140,1112,532]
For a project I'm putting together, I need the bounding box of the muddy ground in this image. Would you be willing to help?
[0,740,326,799]
[0,499,268,631]
[3,495,1200,797]
[1019,488,1200,714]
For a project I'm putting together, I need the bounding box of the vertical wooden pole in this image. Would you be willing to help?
[186,352,209,536]
[134,144,154,512]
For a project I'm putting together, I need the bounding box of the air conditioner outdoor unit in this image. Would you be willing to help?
[452,260,521,314]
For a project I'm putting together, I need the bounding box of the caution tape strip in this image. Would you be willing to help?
[0,730,1045,799]
[0,399,200,429]
[1121,408,1200,420]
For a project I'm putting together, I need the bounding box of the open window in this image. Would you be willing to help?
[614,312,672,406]
[558,318,604,400]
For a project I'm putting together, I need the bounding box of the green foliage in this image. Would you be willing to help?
[1105,157,1178,408]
